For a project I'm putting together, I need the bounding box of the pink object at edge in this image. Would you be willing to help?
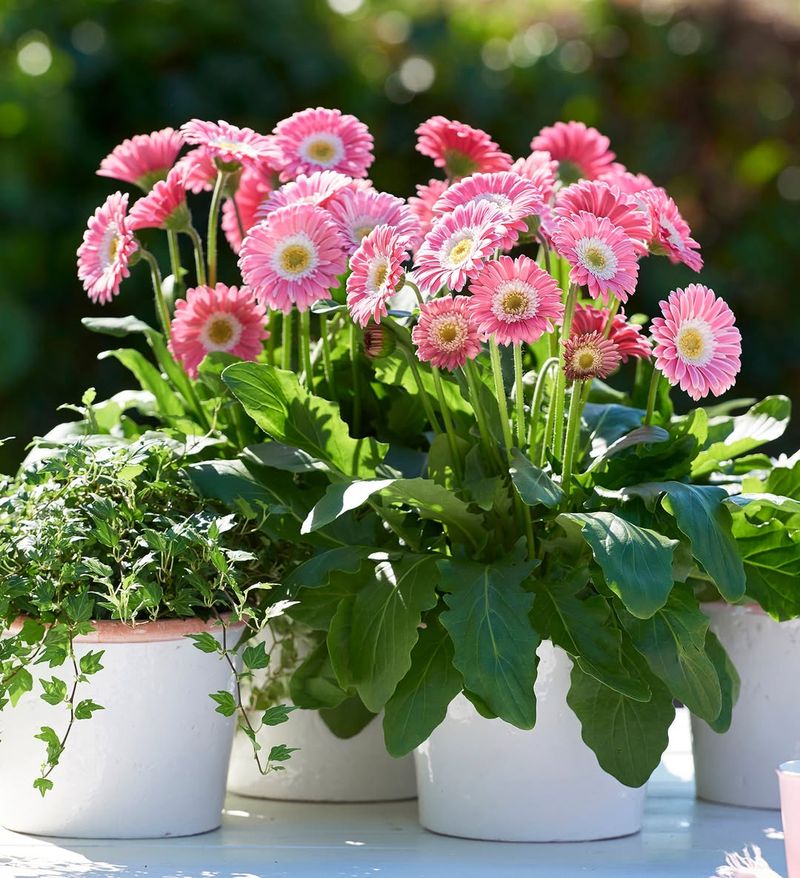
[780,763,800,878]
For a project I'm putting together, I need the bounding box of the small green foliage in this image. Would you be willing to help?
[242,641,271,671]
[210,690,238,717]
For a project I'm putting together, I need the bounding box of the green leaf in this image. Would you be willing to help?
[349,555,440,712]
[63,592,94,623]
[319,696,377,739]
[691,396,791,478]
[260,704,295,726]
[242,642,270,671]
[288,567,370,631]
[289,640,348,710]
[244,441,333,474]
[8,667,33,706]
[590,425,670,468]
[619,585,722,722]
[18,619,45,646]
[81,315,153,337]
[188,632,221,654]
[39,677,68,706]
[268,744,297,763]
[724,492,800,517]
[209,690,238,716]
[509,449,564,508]
[100,348,185,419]
[327,596,355,690]
[439,553,539,729]
[223,362,387,477]
[567,662,675,788]
[373,351,472,420]
[283,546,375,592]
[33,777,54,797]
[78,650,104,676]
[74,699,104,720]
[35,726,63,764]
[383,615,463,756]
[302,479,395,533]
[703,630,740,733]
[558,511,678,619]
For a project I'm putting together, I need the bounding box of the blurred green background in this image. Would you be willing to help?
[1,0,798,470]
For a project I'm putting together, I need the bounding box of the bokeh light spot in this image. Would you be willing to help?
[327,0,363,14]
[667,21,702,55]
[375,11,410,44]
[399,56,435,93]
[17,34,52,77]
[71,21,107,55]
[777,167,800,201]
[559,40,592,73]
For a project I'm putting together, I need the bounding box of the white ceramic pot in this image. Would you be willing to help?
[692,603,800,809]
[0,617,240,838]
[414,640,647,842]
[227,707,416,802]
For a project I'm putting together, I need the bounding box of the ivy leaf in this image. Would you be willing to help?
[188,632,221,654]
[35,726,63,764]
[74,699,104,720]
[261,704,295,726]
[39,677,68,706]
[509,450,564,508]
[268,744,297,763]
[8,668,33,706]
[209,690,238,717]
[242,642,270,671]
[79,650,105,676]
[33,777,54,797]
[558,511,678,619]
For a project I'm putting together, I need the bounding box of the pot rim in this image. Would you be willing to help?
[7,613,245,644]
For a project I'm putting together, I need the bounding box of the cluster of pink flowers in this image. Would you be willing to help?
[78,109,741,402]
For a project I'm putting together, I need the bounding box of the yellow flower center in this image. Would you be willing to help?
[583,246,608,272]
[107,234,120,263]
[212,138,242,152]
[207,317,235,346]
[280,243,312,275]
[500,289,527,317]
[677,326,705,361]
[306,138,337,164]
[576,349,597,371]
[373,262,388,288]
[355,223,375,241]
[448,238,473,266]
[432,316,468,351]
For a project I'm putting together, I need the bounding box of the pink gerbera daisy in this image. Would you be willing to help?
[598,164,655,195]
[531,121,616,183]
[412,295,482,371]
[258,170,366,220]
[650,284,741,401]
[128,166,190,232]
[97,127,184,191]
[552,211,639,304]
[173,147,218,194]
[638,187,703,272]
[563,331,622,382]
[469,255,564,346]
[571,303,651,362]
[433,172,544,250]
[414,201,507,296]
[221,165,276,254]
[273,107,374,180]
[77,192,138,305]
[415,116,513,179]
[556,179,651,255]
[408,179,449,241]
[346,225,408,327]
[327,187,420,255]
[168,284,268,379]
[511,151,559,204]
[239,203,347,313]
[181,119,277,169]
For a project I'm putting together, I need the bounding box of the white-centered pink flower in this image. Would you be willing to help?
[181,119,277,168]
[432,171,545,249]
[552,211,639,304]
[638,186,703,272]
[238,203,347,313]
[571,304,651,362]
[408,179,450,241]
[168,284,268,378]
[415,116,512,179]
[327,187,420,255]
[273,107,374,180]
[128,166,190,231]
[531,121,616,182]
[651,283,741,401]
[258,170,367,220]
[511,150,559,204]
[414,201,507,296]
[556,179,651,255]
[563,331,622,382]
[97,128,184,191]
[77,192,138,304]
[469,255,564,346]
[412,295,482,371]
[346,225,408,327]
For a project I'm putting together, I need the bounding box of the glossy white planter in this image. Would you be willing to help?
[0,618,240,838]
[692,603,800,809]
[414,641,647,841]
[227,708,416,802]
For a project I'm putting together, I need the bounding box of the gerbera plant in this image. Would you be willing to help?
[56,110,799,792]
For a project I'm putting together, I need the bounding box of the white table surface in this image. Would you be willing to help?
[0,710,788,878]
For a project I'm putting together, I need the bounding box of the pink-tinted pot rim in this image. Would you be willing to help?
[701,601,767,617]
[8,614,245,644]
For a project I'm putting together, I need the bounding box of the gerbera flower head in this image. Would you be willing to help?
[650,283,741,401]
[531,121,616,183]
[412,295,482,371]
[415,116,512,179]
[128,166,190,232]
[433,171,545,250]
[238,203,347,314]
[556,179,651,254]
[552,211,639,304]
[221,164,276,254]
[77,192,138,305]
[97,127,184,191]
[328,187,420,255]
[168,284,268,379]
[571,303,651,362]
[173,147,218,194]
[469,255,564,346]
[414,200,507,296]
[638,187,703,272]
[564,331,622,382]
[408,179,449,242]
[511,150,559,204]
[273,107,374,180]
[258,170,367,220]
[598,164,655,195]
[346,225,408,328]
[181,119,277,170]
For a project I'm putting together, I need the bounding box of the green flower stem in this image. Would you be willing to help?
[512,342,526,451]
[489,338,514,452]
[266,312,276,366]
[644,367,662,426]
[167,230,185,299]
[320,314,337,401]
[602,299,621,338]
[464,359,503,471]
[140,249,171,338]
[349,322,362,434]
[206,170,227,287]
[400,346,441,433]
[299,309,314,390]
[551,283,578,463]
[528,356,559,458]
[232,196,246,242]
[281,311,293,371]
[539,368,558,467]
[405,278,424,305]
[431,365,463,483]
[561,381,585,496]
[186,225,207,287]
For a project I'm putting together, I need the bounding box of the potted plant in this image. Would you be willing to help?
[0,434,294,838]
